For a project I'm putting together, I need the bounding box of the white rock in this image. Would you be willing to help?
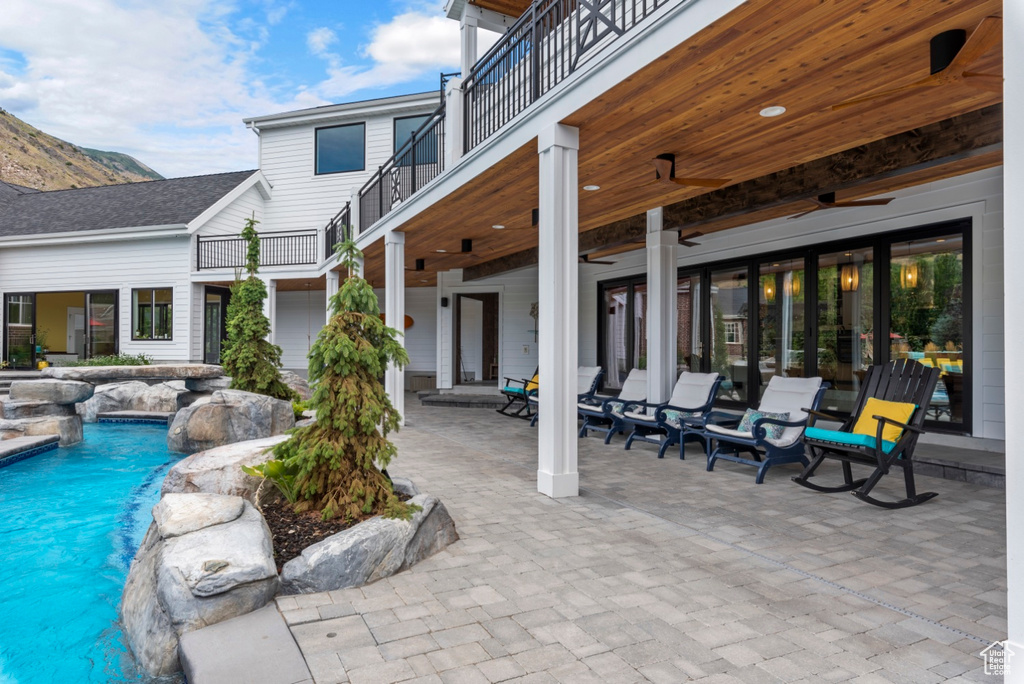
[153,493,245,539]
[8,379,94,404]
[161,435,288,501]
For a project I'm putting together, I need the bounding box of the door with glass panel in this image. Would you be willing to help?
[757,258,807,399]
[85,291,117,359]
[889,234,966,426]
[4,293,36,369]
[599,279,648,390]
[709,267,749,403]
[816,248,874,414]
[676,273,703,374]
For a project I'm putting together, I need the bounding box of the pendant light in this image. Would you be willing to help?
[900,262,919,289]
[763,275,776,303]
[840,263,859,292]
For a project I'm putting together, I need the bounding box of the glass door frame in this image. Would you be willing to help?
[203,285,232,364]
[3,292,37,370]
[84,290,119,360]
[596,275,647,392]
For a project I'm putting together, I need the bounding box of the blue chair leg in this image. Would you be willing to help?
[755,460,771,484]
[657,437,673,459]
[624,430,638,450]
[530,412,538,428]
[707,445,719,472]
[603,428,616,445]
[578,418,589,438]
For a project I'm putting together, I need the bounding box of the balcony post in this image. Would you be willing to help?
[348,192,360,242]
[384,230,406,425]
[646,208,678,404]
[536,123,579,499]
[1005,0,1024,667]
[263,278,277,345]
[445,77,465,166]
[460,13,478,82]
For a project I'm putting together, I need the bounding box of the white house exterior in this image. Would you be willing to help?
[0,0,1020,659]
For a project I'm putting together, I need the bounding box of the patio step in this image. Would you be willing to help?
[418,390,508,409]
[916,453,1004,488]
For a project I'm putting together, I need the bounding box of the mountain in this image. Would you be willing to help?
[0,107,163,191]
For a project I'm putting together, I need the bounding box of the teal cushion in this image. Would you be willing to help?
[804,426,897,454]
[738,409,789,440]
[503,387,527,396]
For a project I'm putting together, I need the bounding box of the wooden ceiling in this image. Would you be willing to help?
[469,0,532,17]
[363,0,1003,287]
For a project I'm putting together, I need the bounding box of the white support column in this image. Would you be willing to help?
[436,271,455,390]
[646,208,678,404]
[536,123,579,498]
[347,191,360,244]
[1004,3,1023,676]
[264,278,277,344]
[325,270,340,325]
[384,231,406,425]
[445,77,465,166]
[460,15,478,81]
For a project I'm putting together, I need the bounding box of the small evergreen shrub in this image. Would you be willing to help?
[66,352,153,367]
[220,214,297,402]
[272,240,415,522]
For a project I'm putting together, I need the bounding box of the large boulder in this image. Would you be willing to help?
[280,493,458,595]
[76,381,150,423]
[129,382,192,413]
[162,435,290,501]
[279,371,312,401]
[167,390,294,454]
[0,415,83,446]
[120,494,279,677]
[42,364,224,383]
[1,400,77,419]
[184,376,232,393]
[8,379,93,404]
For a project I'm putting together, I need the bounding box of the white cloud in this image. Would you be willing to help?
[0,1,471,177]
[309,11,461,99]
[306,27,338,58]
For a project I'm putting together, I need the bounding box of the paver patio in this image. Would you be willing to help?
[277,400,1007,683]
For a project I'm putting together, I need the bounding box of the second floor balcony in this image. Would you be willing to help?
[196,230,319,271]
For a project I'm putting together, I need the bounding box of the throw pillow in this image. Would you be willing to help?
[852,397,917,443]
[662,408,699,428]
[737,408,790,440]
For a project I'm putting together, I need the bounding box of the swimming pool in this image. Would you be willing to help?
[0,422,182,683]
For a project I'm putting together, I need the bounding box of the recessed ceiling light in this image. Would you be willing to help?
[420,279,428,283]
[583,185,600,191]
[759,105,787,118]
[436,249,447,253]
[492,224,505,230]
[844,252,852,257]
[936,238,946,243]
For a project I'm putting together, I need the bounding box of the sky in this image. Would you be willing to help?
[0,0,472,178]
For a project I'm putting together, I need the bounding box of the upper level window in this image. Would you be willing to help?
[394,115,430,154]
[316,123,365,175]
[132,288,173,340]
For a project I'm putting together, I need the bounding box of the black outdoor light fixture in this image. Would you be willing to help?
[462,238,473,253]
[415,258,425,271]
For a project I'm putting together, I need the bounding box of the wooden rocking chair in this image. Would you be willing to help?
[792,360,941,509]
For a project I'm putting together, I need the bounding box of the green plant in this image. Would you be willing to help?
[242,459,300,504]
[272,240,416,522]
[220,214,297,402]
[66,352,152,367]
[292,399,310,421]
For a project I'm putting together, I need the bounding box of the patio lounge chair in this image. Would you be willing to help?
[696,376,827,484]
[496,368,539,418]
[528,366,604,427]
[621,372,724,458]
[792,360,940,508]
[578,369,648,443]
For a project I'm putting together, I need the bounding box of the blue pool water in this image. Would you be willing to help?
[0,423,182,683]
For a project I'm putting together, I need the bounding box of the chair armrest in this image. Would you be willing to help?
[654,402,710,425]
[749,416,808,441]
[874,415,925,435]
[805,407,842,421]
[699,410,744,428]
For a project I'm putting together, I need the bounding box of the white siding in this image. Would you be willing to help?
[276,289,326,372]
[0,236,194,361]
[196,185,266,236]
[258,106,436,237]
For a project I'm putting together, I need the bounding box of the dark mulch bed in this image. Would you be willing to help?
[261,497,356,571]
[260,490,413,572]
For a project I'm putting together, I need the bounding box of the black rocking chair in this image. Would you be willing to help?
[792,360,941,509]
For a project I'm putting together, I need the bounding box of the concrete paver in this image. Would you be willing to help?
[281,401,1006,682]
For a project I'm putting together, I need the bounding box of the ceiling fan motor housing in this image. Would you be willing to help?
[931,29,967,74]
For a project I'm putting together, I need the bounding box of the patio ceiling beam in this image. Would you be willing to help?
[463,104,1002,281]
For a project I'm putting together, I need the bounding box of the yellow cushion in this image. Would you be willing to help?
[853,398,917,443]
[525,375,539,392]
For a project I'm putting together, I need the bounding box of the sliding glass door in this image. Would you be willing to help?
[85,291,117,359]
[4,293,35,369]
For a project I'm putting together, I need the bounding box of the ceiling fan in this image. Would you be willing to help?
[652,154,731,188]
[788,192,894,219]
[627,229,703,247]
[579,254,616,265]
[408,239,492,269]
[832,16,1002,110]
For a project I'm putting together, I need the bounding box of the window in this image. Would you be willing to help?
[132,288,173,340]
[315,123,365,174]
[7,295,32,325]
[724,321,740,344]
[394,115,430,154]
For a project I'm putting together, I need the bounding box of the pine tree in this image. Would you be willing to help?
[273,240,414,522]
[220,214,297,401]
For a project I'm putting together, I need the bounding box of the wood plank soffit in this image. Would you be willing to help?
[463,104,1002,281]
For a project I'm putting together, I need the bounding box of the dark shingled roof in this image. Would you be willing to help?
[0,170,257,238]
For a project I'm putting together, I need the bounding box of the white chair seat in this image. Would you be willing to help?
[705,421,800,448]
[623,409,656,423]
